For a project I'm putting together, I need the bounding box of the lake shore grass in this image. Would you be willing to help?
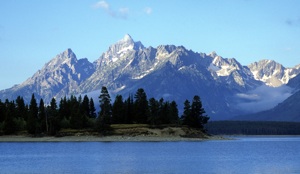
[0,124,227,142]
[0,134,226,142]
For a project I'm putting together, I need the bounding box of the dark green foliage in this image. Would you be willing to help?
[59,97,70,120]
[159,100,171,124]
[0,99,5,123]
[79,95,89,127]
[181,100,191,125]
[15,96,28,121]
[39,99,47,133]
[148,98,160,125]
[0,88,213,135]
[47,98,60,135]
[182,96,209,131]
[0,94,99,135]
[89,98,96,118]
[112,95,125,124]
[169,101,179,124]
[3,100,17,134]
[206,121,300,135]
[27,94,40,135]
[81,95,90,117]
[134,88,149,124]
[69,96,83,129]
[148,98,179,125]
[123,95,134,124]
[97,86,112,131]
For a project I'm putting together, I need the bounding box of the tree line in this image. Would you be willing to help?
[0,86,209,135]
[205,121,300,135]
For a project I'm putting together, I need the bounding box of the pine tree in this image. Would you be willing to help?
[169,101,179,124]
[3,100,17,134]
[191,95,209,130]
[59,97,67,120]
[27,94,40,135]
[39,98,47,133]
[48,98,60,135]
[81,95,90,117]
[181,99,192,126]
[15,96,27,121]
[80,95,89,127]
[89,98,96,118]
[112,95,124,123]
[134,88,149,124]
[0,99,5,123]
[70,96,83,129]
[123,95,134,124]
[182,95,210,130]
[148,98,160,125]
[97,86,112,131]
[160,101,170,124]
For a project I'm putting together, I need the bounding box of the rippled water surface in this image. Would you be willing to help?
[0,136,300,174]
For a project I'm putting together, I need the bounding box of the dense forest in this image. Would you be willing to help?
[0,86,209,136]
[206,121,300,135]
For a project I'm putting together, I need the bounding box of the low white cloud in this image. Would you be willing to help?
[92,1,129,19]
[144,7,152,15]
[235,85,293,113]
[93,0,109,9]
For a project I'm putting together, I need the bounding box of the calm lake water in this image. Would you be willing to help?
[0,136,300,174]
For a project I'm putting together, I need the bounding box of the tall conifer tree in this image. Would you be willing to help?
[112,95,124,124]
[89,98,96,118]
[27,94,39,135]
[39,98,47,133]
[98,86,112,131]
[134,88,149,124]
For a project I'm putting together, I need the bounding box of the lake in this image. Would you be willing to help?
[0,136,300,174]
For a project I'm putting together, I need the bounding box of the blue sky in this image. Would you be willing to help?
[0,0,300,90]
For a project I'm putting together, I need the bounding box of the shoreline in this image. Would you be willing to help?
[0,135,227,142]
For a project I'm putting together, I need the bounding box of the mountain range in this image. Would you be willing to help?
[1,34,300,121]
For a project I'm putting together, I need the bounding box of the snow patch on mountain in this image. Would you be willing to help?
[248,60,300,87]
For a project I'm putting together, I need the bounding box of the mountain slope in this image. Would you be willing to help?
[0,49,95,102]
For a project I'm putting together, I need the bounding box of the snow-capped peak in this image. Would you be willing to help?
[95,34,145,66]
[121,34,133,42]
[248,59,300,87]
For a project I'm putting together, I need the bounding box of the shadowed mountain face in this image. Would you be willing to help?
[1,34,300,120]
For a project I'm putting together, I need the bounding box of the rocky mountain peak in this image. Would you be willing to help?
[121,34,134,43]
[58,48,76,60]
[248,59,286,87]
[95,34,144,67]
[208,51,218,58]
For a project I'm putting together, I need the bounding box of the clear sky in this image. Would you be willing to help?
[0,0,300,90]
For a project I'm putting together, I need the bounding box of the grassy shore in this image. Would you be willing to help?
[0,124,225,142]
[0,135,226,142]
